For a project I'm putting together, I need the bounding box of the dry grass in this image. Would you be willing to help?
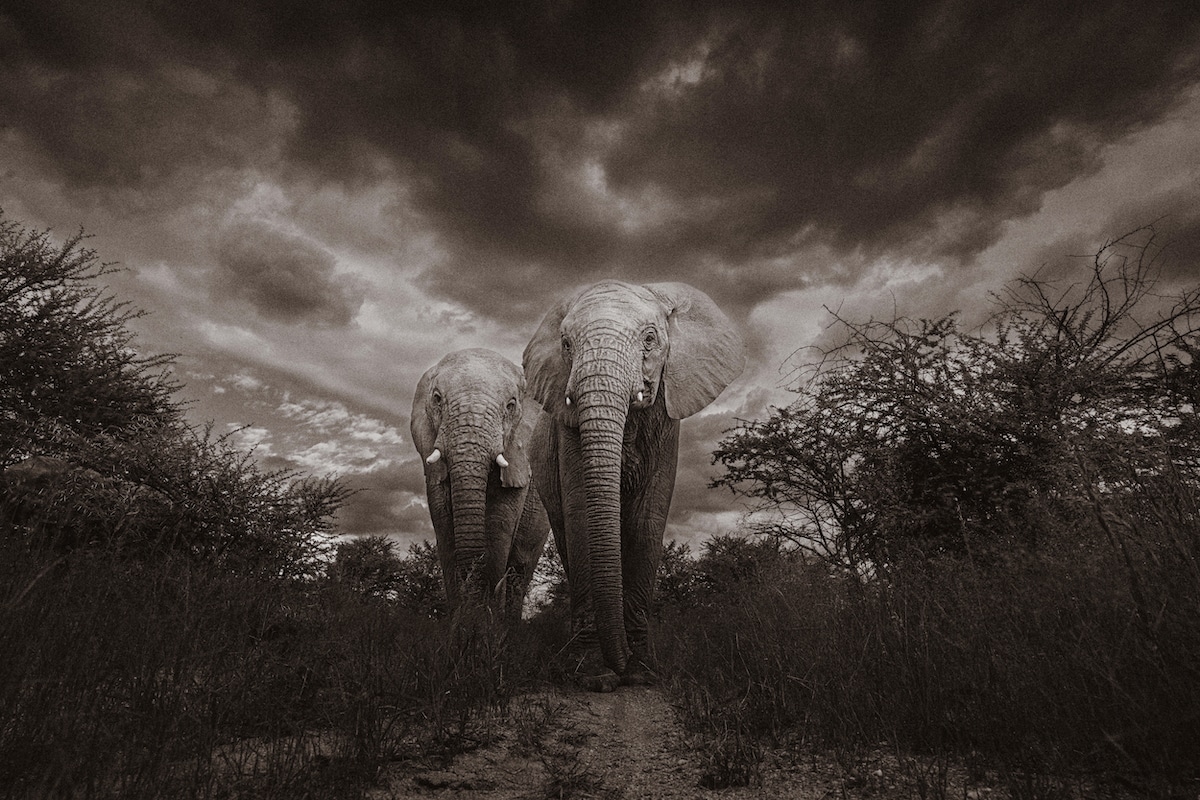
[0,538,551,799]
[657,472,1200,796]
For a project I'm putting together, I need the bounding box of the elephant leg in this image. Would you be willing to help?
[484,476,524,605]
[557,425,594,638]
[557,424,619,692]
[504,485,551,623]
[529,418,578,631]
[426,478,459,610]
[619,424,679,684]
[530,416,567,573]
[530,418,612,686]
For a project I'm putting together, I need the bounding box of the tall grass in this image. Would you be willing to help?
[658,481,1200,794]
[0,209,568,797]
[0,537,552,799]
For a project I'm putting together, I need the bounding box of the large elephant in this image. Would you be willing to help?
[524,280,745,690]
[410,348,550,622]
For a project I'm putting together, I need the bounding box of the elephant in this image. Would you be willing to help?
[410,348,550,623]
[523,280,745,690]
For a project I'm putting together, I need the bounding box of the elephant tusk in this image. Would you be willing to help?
[496,453,509,468]
[425,448,442,464]
[564,395,572,406]
[637,391,644,402]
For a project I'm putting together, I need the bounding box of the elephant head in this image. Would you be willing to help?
[410,348,536,606]
[523,281,745,675]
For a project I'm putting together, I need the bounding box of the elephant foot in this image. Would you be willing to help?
[619,664,658,686]
[560,647,621,692]
[579,669,621,693]
[620,652,659,686]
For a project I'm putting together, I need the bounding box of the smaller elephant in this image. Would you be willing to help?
[410,348,550,622]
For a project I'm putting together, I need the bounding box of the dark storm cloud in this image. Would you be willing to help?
[1014,186,1200,294]
[1092,194,1200,288]
[212,220,365,326]
[0,7,282,189]
[4,1,1200,321]
[213,0,1200,318]
[1158,214,1200,285]
[604,3,1200,282]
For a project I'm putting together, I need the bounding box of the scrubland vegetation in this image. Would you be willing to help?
[3,212,1199,798]
[0,214,562,797]
[661,226,1200,796]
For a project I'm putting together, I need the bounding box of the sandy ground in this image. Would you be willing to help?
[369,685,920,800]
[193,684,1120,799]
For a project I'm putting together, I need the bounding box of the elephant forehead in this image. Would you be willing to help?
[443,400,506,422]
[563,284,663,333]
[434,349,520,389]
[436,373,518,403]
[437,347,514,372]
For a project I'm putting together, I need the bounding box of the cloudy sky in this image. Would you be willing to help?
[4,2,1200,547]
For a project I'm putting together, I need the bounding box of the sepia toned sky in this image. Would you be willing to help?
[4,2,1200,547]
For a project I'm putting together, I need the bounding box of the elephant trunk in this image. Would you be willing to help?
[445,407,501,596]
[573,348,637,675]
[448,458,490,595]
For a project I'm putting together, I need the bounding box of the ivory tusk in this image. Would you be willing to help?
[564,396,572,406]
[496,453,509,468]
[637,391,644,402]
[425,448,441,464]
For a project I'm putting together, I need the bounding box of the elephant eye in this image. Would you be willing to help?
[506,398,517,414]
[431,389,443,406]
[561,336,572,358]
[642,329,659,351]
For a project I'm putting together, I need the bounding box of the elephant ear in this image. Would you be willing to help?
[410,364,448,484]
[646,282,747,419]
[522,290,576,415]
[500,394,540,489]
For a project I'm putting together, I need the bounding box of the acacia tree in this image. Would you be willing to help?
[391,540,448,617]
[714,226,1200,574]
[0,214,177,466]
[0,211,348,577]
[330,535,407,600]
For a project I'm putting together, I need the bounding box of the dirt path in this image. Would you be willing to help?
[370,686,844,799]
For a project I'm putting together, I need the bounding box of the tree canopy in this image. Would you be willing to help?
[714,226,1200,574]
[0,211,348,577]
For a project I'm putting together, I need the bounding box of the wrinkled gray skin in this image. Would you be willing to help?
[411,349,550,622]
[524,281,745,690]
